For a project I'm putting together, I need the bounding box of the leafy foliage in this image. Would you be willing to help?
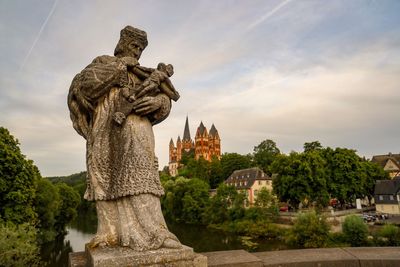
[0,127,40,225]
[378,224,400,246]
[342,215,368,246]
[161,176,210,224]
[54,183,81,234]
[253,139,280,174]
[0,222,41,266]
[220,153,253,180]
[286,210,330,248]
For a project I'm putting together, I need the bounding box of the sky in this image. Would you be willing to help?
[1,0,400,177]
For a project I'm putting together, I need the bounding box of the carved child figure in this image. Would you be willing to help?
[113,62,179,125]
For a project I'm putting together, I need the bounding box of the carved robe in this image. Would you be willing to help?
[68,55,170,201]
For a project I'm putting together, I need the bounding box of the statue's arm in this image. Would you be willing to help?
[159,77,180,101]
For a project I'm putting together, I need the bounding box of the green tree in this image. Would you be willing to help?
[54,183,80,234]
[209,155,223,189]
[303,141,323,153]
[379,224,400,246]
[35,179,61,242]
[253,139,280,174]
[0,127,39,225]
[359,160,389,202]
[342,215,368,246]
[286,211,330,248]
[0,222,41,266]
[161,177,209,224]
[323,148,363,207]
[203,184,239,224]
[271,151,329,208]
[220,153,253,181]
[254,188,279,218]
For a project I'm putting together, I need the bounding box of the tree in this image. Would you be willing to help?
[203,184,240,224]
[54,183,80,234]
[220,153,253,181]
[342,215,368,246]
[286,211,330,248]
[0,222,41,266]
[35,179,61,242]
[359,160,388,202]
[303,141,322,153]
[161,177,209,224]
[209,155,223,189]
[323,148,363,206]
[254,188,279,218]
[379,224,400,246]
[0,127,40,225]
[253,139,280,174]
[271,151,329,208]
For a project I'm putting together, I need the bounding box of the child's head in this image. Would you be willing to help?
[157,63,174,77]
[166,64,174,77]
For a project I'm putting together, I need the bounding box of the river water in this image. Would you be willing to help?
[41,212,286,267]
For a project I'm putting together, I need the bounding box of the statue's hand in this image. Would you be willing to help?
[132,96,162,116]
[120,56,139,67]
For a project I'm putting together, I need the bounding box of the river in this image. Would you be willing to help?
[40,212,286,267]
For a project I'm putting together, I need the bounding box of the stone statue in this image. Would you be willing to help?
[67,26,182,252]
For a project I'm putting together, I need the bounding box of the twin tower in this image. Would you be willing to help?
[168,116,221,176]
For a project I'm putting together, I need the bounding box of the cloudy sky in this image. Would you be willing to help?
[1,0,399,176]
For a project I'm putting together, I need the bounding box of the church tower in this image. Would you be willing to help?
[208,124,221,160]
[195,121,209,160]
[182,116,192,152]
[169,117,221,176]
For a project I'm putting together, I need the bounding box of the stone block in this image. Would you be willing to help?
[253,248,359,267]
[85,244,207,267]
[343,247,400,267]
[202,250,263,267]
[69,251,87,267]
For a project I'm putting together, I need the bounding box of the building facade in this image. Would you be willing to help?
[371,153,400,178]
[169,116,221,176]
[374,177,400,215]
[224,167,272,205]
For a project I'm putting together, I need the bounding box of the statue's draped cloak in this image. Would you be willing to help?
[68,55,170,201]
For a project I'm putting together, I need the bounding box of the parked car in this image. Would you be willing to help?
[279,205,289,212]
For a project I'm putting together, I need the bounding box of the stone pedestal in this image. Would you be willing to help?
[69,244,207,267]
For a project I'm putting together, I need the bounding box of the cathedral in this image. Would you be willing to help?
[169,116,221,176]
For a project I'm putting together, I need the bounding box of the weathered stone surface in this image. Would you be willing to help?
[67,25,182,252]
[202,250,263,267]
[253,248,359,267]
[343,247,400,267]
[85,244,207,267]
[69,251,86,267]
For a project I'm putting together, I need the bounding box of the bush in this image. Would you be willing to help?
[0,222,41,266]
[379,224,400,246]
[286,210,330,248]
[342,215,368,246]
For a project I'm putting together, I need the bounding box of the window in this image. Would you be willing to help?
[379,195,383,201]
[258,180,262,185]
[390,195,394,201]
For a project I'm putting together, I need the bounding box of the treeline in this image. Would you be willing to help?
[0,127,80,266]
[167,140,387,210]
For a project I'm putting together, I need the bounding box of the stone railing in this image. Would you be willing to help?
[70,247,400,266]
[204,247,400,267]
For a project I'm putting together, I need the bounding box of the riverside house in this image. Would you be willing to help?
[374,177,400,215]
[224,167,272,205]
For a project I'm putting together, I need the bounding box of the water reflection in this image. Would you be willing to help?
[41,210,286,266]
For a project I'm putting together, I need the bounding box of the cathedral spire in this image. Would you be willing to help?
[183,115,191,141]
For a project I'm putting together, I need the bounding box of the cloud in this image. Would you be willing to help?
[247,0,292,30]
[1,1,400,175]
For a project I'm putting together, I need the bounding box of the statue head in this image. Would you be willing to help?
[157,63,174,77]
[114,26,148,59]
